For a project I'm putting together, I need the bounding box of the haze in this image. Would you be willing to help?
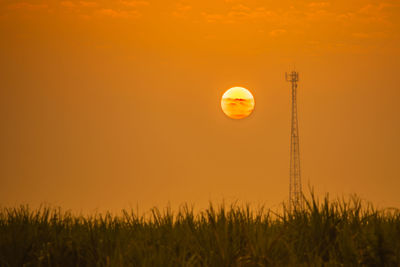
[1,0,400,212]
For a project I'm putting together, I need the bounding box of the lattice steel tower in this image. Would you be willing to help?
[285,71,303,210]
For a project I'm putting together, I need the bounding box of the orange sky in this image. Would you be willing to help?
[1,0,400,212]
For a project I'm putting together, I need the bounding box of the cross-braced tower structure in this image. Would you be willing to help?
[285,71,303,210]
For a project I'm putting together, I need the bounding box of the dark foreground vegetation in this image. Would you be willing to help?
[1,195,400,266]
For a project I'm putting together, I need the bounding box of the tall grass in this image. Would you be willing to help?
[1,194,399,266]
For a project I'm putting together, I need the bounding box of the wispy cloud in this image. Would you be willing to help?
[269,29,286,37]
[79,1,98,8]
[201,12,224,23]
[231,4,250,12]
[56,0,149,19]
[352,32,387,39]
[308,2,330,8]
[8,2,48,11]
[120,1,149,8]
[60,1,97,9]
[95,8,140,18]
[201,6,275,24]
[172,3,192,18]
[334,2,399,28]
[60,1,75,8]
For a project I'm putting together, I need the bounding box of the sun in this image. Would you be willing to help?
[221,87,255,119]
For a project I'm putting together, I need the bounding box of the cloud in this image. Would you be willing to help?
[79,1,97,7]
[352,32,387,39]
[269,29,286,37]
[201,12,224,23]
[60,1,76,8]
[59,1,97,10]
[336,12,355,21]
[201,6,275,24]
[59,1,98,8]
[8,2,48,11]
[120,1,149,8]
[358,3,398,15]
[335,3,398,26]
[95,8,140,18]
[57,0,150,19]
[231,4,250,12]
[357,2,400,25]
[94,1,149,19]
[308,2,330,8]
[172,3,192,18]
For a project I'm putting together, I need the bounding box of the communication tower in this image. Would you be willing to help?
[285,71,303,210]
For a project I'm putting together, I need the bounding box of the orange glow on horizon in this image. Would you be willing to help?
[0,0,400,212]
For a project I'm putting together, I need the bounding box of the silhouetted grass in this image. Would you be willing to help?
[1,194,400,266]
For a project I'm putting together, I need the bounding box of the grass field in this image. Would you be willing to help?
[1,194,400,266]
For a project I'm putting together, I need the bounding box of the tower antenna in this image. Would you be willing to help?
[285,70,303,210]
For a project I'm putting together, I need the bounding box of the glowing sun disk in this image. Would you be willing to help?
[221,87,255,119]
